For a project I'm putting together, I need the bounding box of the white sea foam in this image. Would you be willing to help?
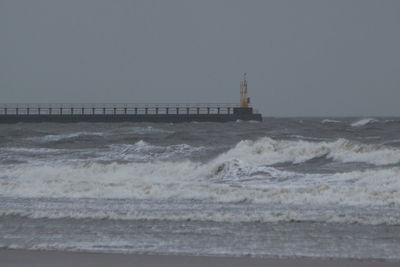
[113,126,174,135]
[1,163,400,224]
[1,136,400,224]
[104,141,204,161]
[3,136,400,166]
[29,132,104,142]
[351,118,378,127]
[1,207,399,225]
[1,147,64,154]
[322,119,341,124]
[289,135,329,141]
[27,127,172,143]
[218,137,400,165]
[1,158,400,207]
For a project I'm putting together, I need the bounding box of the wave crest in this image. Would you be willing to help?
[1,159,400,207]
[218,137,400,165]
[105,141,205,162]
[28,132,104,143]
[2,207,400,225]
[351,118,378,127]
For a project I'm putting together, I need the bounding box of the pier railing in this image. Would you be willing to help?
[0,103,245,116]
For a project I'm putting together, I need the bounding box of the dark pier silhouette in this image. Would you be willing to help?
[0,103,262,123]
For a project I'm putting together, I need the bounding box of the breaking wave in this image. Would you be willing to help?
[26,126,172,143]
[10,136,399,166]
[351,118,378,127]
[1,157,400,206]
[1,136,400,224]
[0,140,204,165]
[104,141,205,162]
[1,161,400,225]
[2,135,400,167]
[0,147,64,154]
[28,132,105,143]
[2,206,400,225]
[219,137,400,165]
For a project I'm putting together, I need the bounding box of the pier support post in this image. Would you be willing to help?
[197,108,200,115]
[49,108,52,115]
[103,108,106,115]
[27,107,30,115]
[113,108,116,115]
[135,108,138,115]
[207,107,210,114]
[156,108,159,115]
[176,107,179,114]
[217,107,220,114]
[92,108,95,115]
[124,108,127,115]
[186,107,189,114]
[145,108,148,115]
[70,108,73,115]
[166,108,169,115]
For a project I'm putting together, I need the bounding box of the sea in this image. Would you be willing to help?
[0,117,400,260]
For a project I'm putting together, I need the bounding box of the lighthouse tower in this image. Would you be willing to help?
[240,73,250,107]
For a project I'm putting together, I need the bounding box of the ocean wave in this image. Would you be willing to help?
[3,136,400,166]
[26,127,172,143]
[1,136,400,210]
[218,137,400,165]
[0,147,64,154]
[104,141,205,162]
[28,132,105,143]
[1,159,400,207]
[0,140,204,164]
[289,135,329,141]
[351,118,378,127]
[110,126,174,135]
[322,119,341,124]
[1,207,399,225]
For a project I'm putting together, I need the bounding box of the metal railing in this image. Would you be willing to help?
[0,103,245,116]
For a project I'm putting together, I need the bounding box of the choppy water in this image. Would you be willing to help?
[1,118,400,259]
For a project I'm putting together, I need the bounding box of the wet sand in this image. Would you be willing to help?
[1,249,399,267]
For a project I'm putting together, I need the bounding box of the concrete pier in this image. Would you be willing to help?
[0,104,262,123]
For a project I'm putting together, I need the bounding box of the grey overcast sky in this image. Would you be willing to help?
[1,0,399,116]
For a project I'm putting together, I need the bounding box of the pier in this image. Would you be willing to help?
[0,74,262,123]
[0,103,262,123]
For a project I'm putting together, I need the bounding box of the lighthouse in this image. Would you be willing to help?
[240,73,250,108]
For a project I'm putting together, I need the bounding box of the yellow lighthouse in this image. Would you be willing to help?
[240,73,250,107]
